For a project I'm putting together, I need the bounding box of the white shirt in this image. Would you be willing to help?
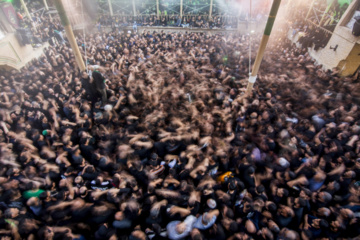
[166,215,196,240]
[193,213,217,230]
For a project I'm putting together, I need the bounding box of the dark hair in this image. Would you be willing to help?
[6,168,14,177]
[57,191,65,200]
[256,185,265,193]
[267,202,277,213]
[112,176,120,186]
[331,181,340,192]
[247,166,255,175]
[85,166,95,173]
[288,171,296,179]
[96,177,102,185]
[39,191,48,201]
[301,188,312,196]
[225,207,234,219]
[65,167,74,174]
[282,189,289,198]
[26,182,35,190]
[192,233,202,240]
[297,198,306,208]
[148,185,155,193]
[237,181,245,192]
[302,229,312,239]
[229,221,238,233]
[229,181,236,191]
[37,226,48,239]
[319,219,329,228]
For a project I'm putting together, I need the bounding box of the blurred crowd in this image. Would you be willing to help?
[0,8,360,240]
[98,14,240,29]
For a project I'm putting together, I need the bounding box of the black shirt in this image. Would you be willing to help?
[81,76,97,99]
[92,71,106,89]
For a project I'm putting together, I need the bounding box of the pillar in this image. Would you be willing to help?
[180,0,183,18]
[157,0,160,17]
[209,0,213,18]
[305,0,317,20]
[20,0,37,32]
[108,0,113,16]
[43,0,49,10]
[319,0,334,26]
[54,0,86,71]
[132,0,137,16]
[246,0,282,94]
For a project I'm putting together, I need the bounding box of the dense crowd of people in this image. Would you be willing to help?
[288,8,333,52]
[1,7,360,240]
[120,0,215,16]
[98,14,240,29]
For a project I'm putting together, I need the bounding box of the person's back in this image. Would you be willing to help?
[81,72,97,100]
[176,16,181,26]
[91,69,107,105]
[167,215,197,240]
[92,70,105,90]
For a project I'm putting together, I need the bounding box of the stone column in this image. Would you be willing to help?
[108,0,113,16]
[54,0,86,71]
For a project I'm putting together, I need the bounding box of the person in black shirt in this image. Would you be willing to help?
[91,67,107,106]
[81,71,98,103]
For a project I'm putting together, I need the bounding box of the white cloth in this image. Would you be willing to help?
[166,215,196,240]
[193,213,217,230]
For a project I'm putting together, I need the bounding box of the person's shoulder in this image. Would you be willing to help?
[167,220,180,230]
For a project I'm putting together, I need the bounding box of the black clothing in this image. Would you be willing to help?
[92,71,106,90]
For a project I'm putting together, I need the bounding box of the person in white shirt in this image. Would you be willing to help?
[193,209,219,230]
[167,215,197,240]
